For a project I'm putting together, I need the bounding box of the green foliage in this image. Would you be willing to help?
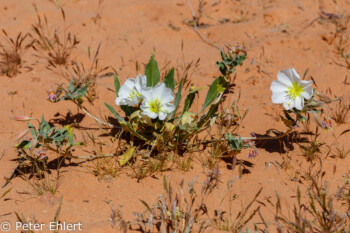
[201,76,228,112]
[164,68,175,91]
[104,54,230,156]
[59,79,90,105]
[226,134,250,154]
[169,79,183,119]
[145,54,160,87]
[182,87,202,114]
[16,115,79,155]
[280,90,337,130]
[216,47,247,76]
[114,73,120,96]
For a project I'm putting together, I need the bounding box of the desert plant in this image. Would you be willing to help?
[69,43,112,102]
[49,49,246,175]
[0,29,33,77]
[133,176,210,233]
[8,115,81,192]
[330,98,350,124]
[331,142,350,159]
[31,6,79,69]
[212,179,262,233]
[268,162,350,233]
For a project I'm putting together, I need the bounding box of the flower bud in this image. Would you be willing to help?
[47,90,58,102]
[12,116,33,121]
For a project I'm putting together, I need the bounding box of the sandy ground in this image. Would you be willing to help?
[0,0,349,232]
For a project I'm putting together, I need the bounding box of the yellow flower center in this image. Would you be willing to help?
[149,98,162,113]
[129,90,141,100]
[287,82,303,100]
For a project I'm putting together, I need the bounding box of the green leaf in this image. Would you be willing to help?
[114,74,120,96]
[119,146,135,166]
[75,82,90,98]
[169,79,183,119]
[105,103,147,141]
[164,68,175,91]
[121,105,134,116]
[119,121,147,141]
[197,100,221,129]
[68,79,75,93]
[105,103,125,123]
[16,140,32,150]
[201,76,228,112]
[145,54,160,87]
[182,87,202,114]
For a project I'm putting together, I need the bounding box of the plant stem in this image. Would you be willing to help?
[81,106,121,129]
[200,129,293,145]
[73,153,115,159]
[241,129,293,141]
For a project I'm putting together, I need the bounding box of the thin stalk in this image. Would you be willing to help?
[200,129,293,145]
[73,153,115,159]
[81,106,121,129]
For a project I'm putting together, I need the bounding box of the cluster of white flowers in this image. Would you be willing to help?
[115,75,175,120]
[270,68,313,110]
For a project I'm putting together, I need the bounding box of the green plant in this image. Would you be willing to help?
[49,49,246,176]
[11,115,80,192]
[16,115,79,157]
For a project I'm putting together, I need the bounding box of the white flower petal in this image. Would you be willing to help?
[141,87,154,99]
[283,101,293,110]
[277,69,293,86]
[290,68,301,81]
[124,78,136,89]
[118,85,132,98]
[135,74,147,92]
[300,81,313,100]
[271,92,287,104]
[158,112,167,120]
[115,97,122,105]
[270,80,289,93]
[163,102,175,113]
[294,96,304,110]
[156,83,174,103]
[141,108,158,119]
[271,68,314,111]
[115,77,144,106]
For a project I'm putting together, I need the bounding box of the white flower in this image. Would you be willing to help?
[270,68,313,110]
[140,83,175,120]
[115,74,146,106]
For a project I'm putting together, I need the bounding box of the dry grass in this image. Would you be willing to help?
[330,98,350,124]
[0,29,33,77]
[69,43,112,102]
[267,162,350,233]
[31,5,79,69]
